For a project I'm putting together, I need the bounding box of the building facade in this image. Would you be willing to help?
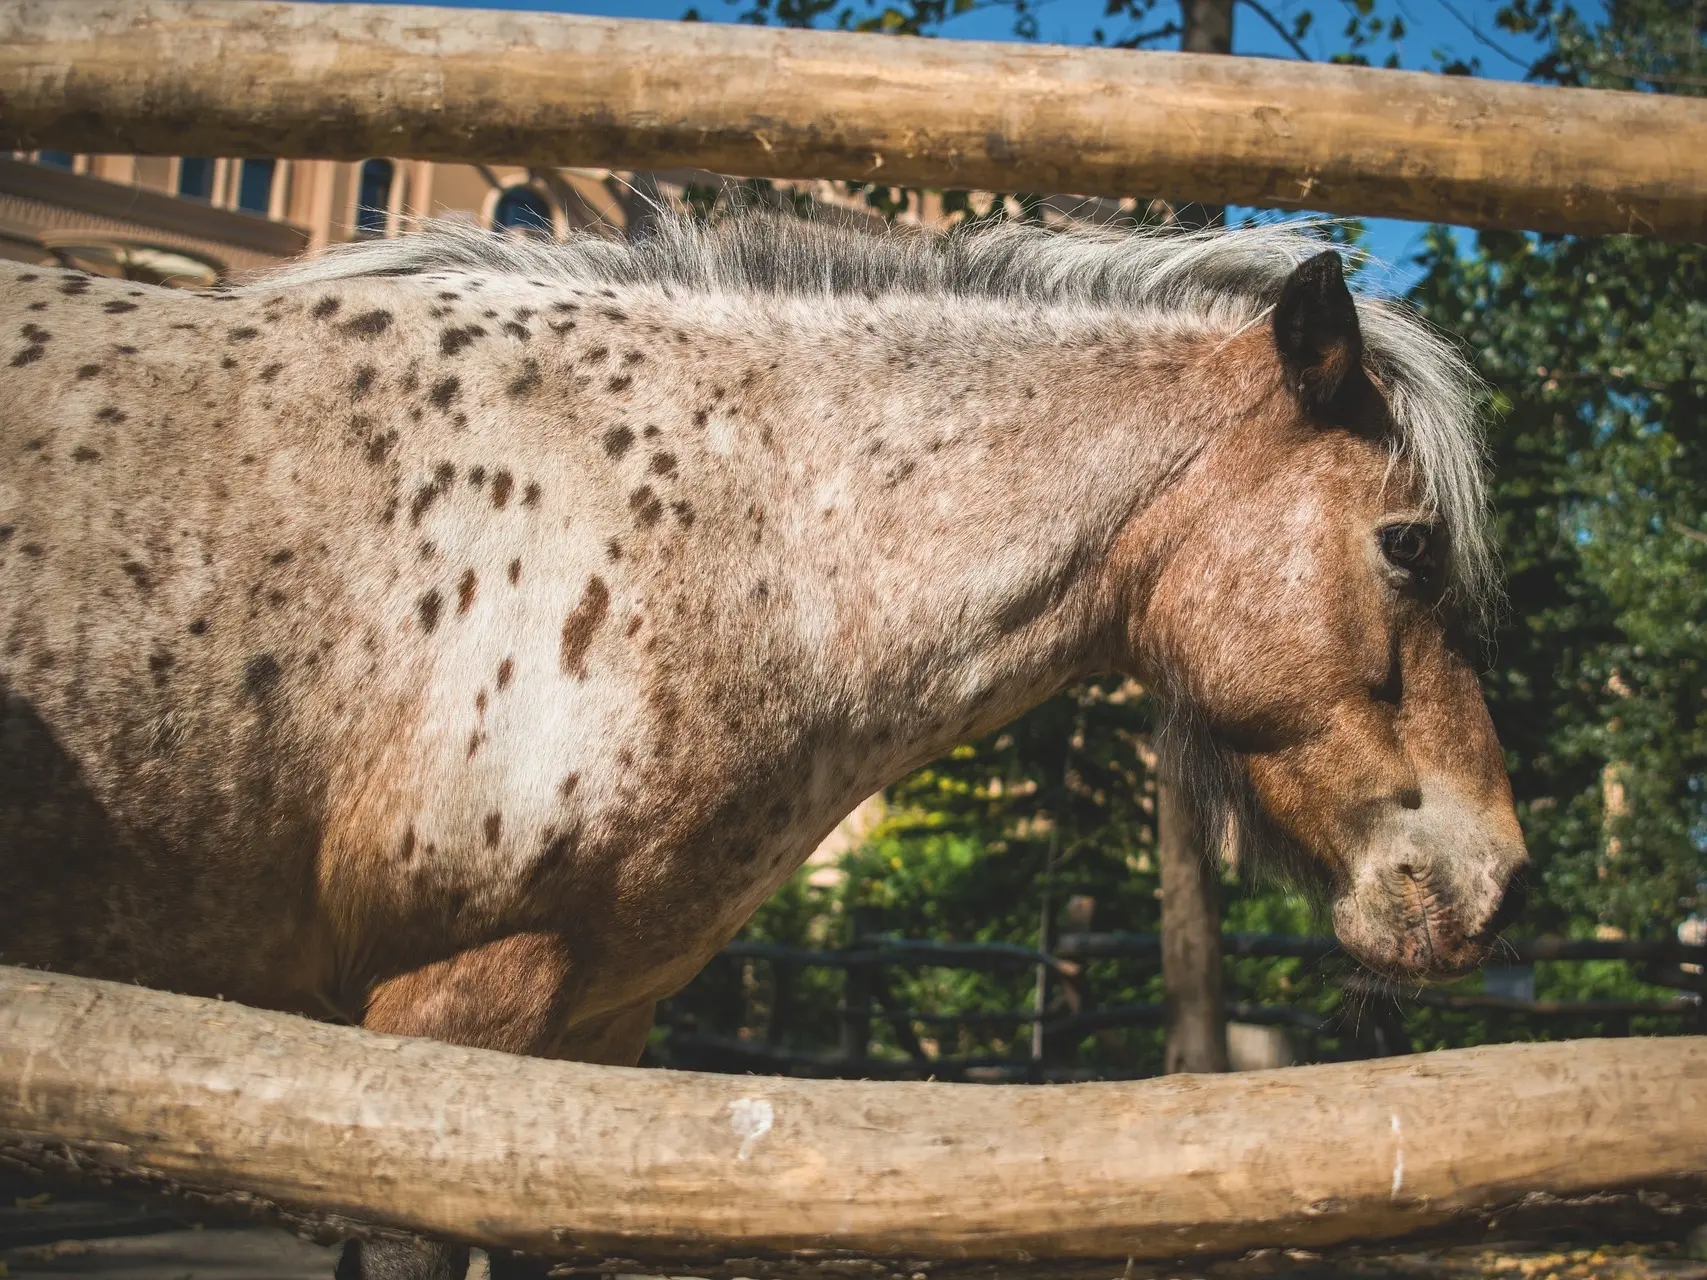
[1,149,1142,286]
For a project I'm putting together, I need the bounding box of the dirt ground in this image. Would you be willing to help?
[2,1185,1703,1280]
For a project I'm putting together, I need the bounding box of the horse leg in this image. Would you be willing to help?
[483,999,659,1280]
[335,932,577,1280]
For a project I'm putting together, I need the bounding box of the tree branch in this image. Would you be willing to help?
[1236,0,1312,61]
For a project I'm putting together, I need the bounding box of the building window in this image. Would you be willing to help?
[237,159,276,215]
[355,159,394,236]
[492,185,554,236]
[178,157,214,201]
[36,150,75,170]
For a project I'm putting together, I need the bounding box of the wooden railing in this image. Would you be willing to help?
[5,1,1707,239]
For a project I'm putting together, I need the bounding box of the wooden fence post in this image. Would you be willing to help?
[1158,768,1230,1073]
[839,906,881,1063]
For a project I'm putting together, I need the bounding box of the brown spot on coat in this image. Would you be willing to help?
[75,364,101,380]
[491,470,514,508]
[457,568,477,615]
[260,362,284,382]
[71,445,101,462]
[628,486,663,527]
[507,558,521,584]
[521,482,541,507]
[119,560,153,592]
[429,376,460,410]
[484,812,503,848]
[409,462,458,524]
[228,326,259,342]
[496,657,514,689]
[418,589,443,633]
[102,300,138,314]
[341,309,393,338]
[311,297,341,319]
[602,426,634,458]
[243,653,282,698]
[364,428,398,465]
[507,359,542,398]
[440,325,486,356]
[607,374,633,393]
[94,407,125,422]
[649,452,677,477]
[351,365,377,399]
[559,576,610,678]
[10,345,44,367]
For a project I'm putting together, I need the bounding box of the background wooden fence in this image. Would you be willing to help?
[659,930,1707,1082]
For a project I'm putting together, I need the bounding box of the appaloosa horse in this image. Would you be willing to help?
[0,215,1526,1278]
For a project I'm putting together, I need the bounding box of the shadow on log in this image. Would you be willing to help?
[1,965,1704,1276]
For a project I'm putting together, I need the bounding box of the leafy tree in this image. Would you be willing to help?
[1411,0,1707,942]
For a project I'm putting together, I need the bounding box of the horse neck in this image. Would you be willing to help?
[734,297,1224,770]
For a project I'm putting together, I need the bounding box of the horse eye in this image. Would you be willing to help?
[1379,523,1435,575]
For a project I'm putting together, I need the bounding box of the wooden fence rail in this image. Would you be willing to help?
[3,965,1706,1273]
[4,1,1707,239]
[673,932,1705,1080]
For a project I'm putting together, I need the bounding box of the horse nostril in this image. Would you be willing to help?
[1397,786,1423,810]
[1395,861,1418,878]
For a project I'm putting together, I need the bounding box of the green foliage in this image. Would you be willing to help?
[1410,0,1707,940]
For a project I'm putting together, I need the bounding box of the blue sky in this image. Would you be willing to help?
[316,0,1603,294]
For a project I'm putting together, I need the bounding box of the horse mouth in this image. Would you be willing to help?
[1338,865,1513,984]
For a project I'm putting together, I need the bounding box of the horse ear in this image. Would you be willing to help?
[1273,250,1364,414]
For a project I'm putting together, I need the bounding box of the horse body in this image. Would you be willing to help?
[0,249,1188,1046]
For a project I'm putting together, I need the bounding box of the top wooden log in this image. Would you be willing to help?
[2,1,1706,240]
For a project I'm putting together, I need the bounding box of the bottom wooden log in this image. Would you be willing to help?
[0,965,1703,1274]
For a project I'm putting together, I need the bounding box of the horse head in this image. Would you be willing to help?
[1116,248,1527,981]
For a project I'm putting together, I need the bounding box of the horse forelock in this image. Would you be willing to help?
[250,212,1494,626]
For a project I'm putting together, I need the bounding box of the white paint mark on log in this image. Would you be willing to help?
[1390,1113,1404,1199]
[728,1097,774,1161]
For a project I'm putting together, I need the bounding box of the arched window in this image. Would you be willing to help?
[177,157,213,200]
[236,158,276,215]
[492,186,554,236]
[355,159,394,237]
